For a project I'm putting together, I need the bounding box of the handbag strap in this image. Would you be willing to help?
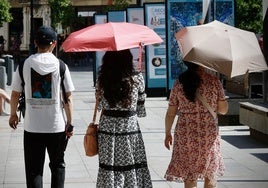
[92,88,100,123]
[196,92,217,119]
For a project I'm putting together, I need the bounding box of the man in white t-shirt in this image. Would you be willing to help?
[9,26,75,188]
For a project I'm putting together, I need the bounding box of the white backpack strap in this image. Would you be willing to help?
[196,92,217,119]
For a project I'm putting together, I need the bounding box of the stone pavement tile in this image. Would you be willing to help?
[70,136,99,180]
[219,182,268,188]
[218,126,268,187]
[2,123,25,185]
[63,183,96,188]
[1,184,26,188]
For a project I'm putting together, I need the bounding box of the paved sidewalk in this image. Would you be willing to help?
[0,70,268,188]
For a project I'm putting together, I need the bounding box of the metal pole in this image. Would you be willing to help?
[263,8,268,103]
[203,0,213,24]
[0,66,6,90]
[30,0,35,55]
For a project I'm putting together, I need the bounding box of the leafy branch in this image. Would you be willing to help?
[0,0,13,27]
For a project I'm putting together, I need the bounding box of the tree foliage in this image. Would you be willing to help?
[105,0,132,12]
[49,0,75,29]
[0,0,12,27]
[236,0,263,33]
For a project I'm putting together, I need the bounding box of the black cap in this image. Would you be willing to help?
[35,26,57,45]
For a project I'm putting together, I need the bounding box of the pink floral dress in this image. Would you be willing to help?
[165,71,225,182]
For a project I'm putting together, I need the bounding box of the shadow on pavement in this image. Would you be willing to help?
[218,179,268,182]
[251,153,268,163]
[221,135,268,149]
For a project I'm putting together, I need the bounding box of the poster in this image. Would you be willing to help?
[215,0,235,26]
[127,7,144,25]
[107,10,126,22]
[94,14,107,24]
[93,14,107,85]
[166,0,203,90]
[144,3,166,89]
[126,7,145,75]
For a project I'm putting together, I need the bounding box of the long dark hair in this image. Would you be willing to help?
[98,49,135,108]
[179,61,201,102]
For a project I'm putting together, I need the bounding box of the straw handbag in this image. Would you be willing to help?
[84,94,100,157]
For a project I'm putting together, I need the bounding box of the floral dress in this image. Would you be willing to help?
[96,72,152,188]
[165,71,226,182]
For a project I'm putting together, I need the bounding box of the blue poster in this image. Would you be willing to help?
[107,11,126,22]
[166,0,203,90]
[144,3,166,89]
[215,0,235,26]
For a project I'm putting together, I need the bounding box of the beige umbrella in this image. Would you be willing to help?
[176,20,268,78]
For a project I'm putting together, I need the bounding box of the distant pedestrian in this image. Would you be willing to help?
[9,26,75,188]
[164,61,228,188]
[0,35,6,55]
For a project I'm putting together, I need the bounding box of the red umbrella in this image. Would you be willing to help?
[62,22,163,52]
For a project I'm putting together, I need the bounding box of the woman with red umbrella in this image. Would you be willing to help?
[95,49,152,188]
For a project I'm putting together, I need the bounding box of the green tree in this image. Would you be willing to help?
[0,0,12,27]
[105,0,132,12]
[236,0,263,33]
[49,0,75,29]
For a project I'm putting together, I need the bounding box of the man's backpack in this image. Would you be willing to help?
[18,59,67,120]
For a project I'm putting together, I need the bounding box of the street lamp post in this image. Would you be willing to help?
[29,0,35,55]
[263,8,268,103]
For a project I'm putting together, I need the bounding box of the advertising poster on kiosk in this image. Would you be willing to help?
[166,0,234,92]
[93,14,107,85]
[215,0,235,26]
[203,0,235,25]
[126,7,145,75]
[144,3,166,96]
[107,10,126,22]
[166,0,203,91]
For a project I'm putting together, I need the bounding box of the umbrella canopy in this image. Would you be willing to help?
[176,20,267,78]
[62,22,163,52]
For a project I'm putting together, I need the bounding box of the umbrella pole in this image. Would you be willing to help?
[137,43,143,72]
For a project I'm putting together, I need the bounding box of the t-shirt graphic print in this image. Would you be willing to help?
[31,68,52,99]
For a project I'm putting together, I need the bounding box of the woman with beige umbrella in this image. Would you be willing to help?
[164,61,228,188]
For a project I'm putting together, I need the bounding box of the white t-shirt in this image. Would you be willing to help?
[12,52,75,133]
